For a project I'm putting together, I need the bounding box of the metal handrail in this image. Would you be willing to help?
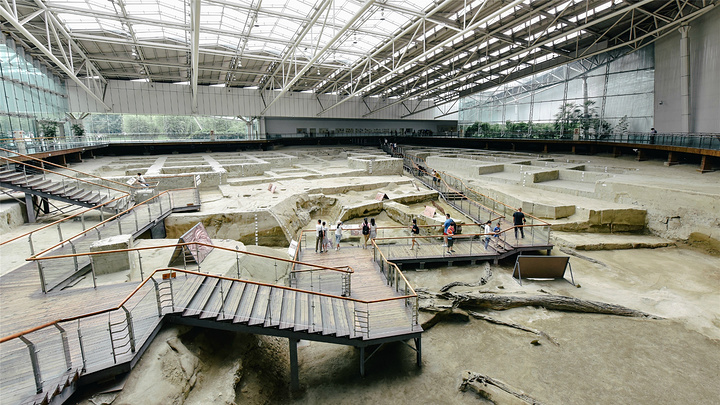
[0,146,137,191]
[0,265,416,344]
[28,241,356,275]
[0,195,130,247]
[370,239,417,297]
[29,188,194,258]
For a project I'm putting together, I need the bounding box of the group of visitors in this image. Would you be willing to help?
[314,207,527,254]
[315,219,344,253]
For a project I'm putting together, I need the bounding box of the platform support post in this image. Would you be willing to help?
[360,346,365,377]
[289,338,299,390]
[415,337,422,367]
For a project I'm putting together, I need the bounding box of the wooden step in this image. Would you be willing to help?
[334,299,351,338]
[248,286,271,326]
[199,279,228,319]
[75,191,95,203]
[183,277,220,317]
[264,288,283,328]
[309,294,322,333]
[57,187,78,198]
[217,281,243,321]
[293,292,310,332]
[279,290,296,329]
[27,179,51,190]
[233,283,259,323]
[344,300,358,338]
[319,296,336,336]
[40,182,64,194]
[0,173,24,182]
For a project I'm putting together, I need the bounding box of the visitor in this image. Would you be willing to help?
[443,214,453,246]
[513,207,526,239]
[446,222,455,254]
[650,127,657,144]
[135,172,149,187]
[369,218,377,245]
[434,170,441,187]
[335,221,343,251]
[362,218,370,249]
[322,221,330,253]
[493,222,501,238]
[315,219,323,253]
[410,218,420,250]
[483,220,492,249]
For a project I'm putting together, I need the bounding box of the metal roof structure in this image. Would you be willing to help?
[1,0,716,117]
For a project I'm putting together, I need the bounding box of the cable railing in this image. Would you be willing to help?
[0,262,419,405]
[19,188,197,293]
[0,137,109,158]
[388,145,553,247]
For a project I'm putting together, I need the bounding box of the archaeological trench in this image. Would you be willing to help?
[1,145,718,405]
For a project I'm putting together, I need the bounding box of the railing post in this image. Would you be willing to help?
[134,210,139,231]
[121,306,136,354]
[117,215,123,234]
[28,233,35,255]
[69,241,79,272]
[151,278,163,316]
[89,256,97,289]
[57,224,64,245]
[138,251,144,280]
[235,246,241,278]
[147,203,151,220]
[77,321,87,372]
[54,323,73,371]
[18,335,43,393]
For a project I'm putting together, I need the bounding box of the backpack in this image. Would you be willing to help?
[362,223,370,235]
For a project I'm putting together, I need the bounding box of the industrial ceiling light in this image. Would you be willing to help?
[380,8,385,21]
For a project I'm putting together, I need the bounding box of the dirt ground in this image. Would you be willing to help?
[3,146,718,405]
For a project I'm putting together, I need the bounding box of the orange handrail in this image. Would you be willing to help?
[29,188,195,258]
[0,146,135,191]
[0,266,416,344]
[28,241,354,275]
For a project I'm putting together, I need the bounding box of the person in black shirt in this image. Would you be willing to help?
[513,207,526,239]
[410,218,420,250]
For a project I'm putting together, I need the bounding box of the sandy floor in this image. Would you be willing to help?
[3,146,718,405]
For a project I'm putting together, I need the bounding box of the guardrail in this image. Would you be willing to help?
[0,260,419,404]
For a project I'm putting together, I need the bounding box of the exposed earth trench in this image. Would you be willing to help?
[1,146,717,405]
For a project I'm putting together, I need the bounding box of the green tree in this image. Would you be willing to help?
[123,115,159,135]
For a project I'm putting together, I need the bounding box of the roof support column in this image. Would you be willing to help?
[678,24,691,133]
[191,0,201,113]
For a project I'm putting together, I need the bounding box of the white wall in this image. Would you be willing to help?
[67,79,445,121]
[654,6,720,133]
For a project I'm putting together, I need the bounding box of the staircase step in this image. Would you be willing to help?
[248,286,271,326]
[0,173,24,182]
[27,179,51,189]
[344,300,357,338]
[73,190,94,202]
[264,288,283,328]
[234,283,259,323]
[216,281,241,321]
[293,292,310,332]
[183,277,220,317]
[199,279,227,319]
[319,296,336,336]
[279,290,296,329]
[334,299,350,338]
[309,294,323,333]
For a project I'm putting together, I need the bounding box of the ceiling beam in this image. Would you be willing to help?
[317,0,527,116]
[259,0,377,115]
[0,3,111,111]
[190,0,200,112]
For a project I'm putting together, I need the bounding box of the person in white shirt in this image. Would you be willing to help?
[483,220,492,249]
[135,172,149,187]
[335,221,343,251]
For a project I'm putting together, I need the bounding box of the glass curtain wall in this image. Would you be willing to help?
[459,46,655,139]
[83,114,248,140]
[0,35,69,144]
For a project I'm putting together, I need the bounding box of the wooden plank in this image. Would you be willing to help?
[264,288,283,328]
[293,291,309,332]
[343,300,355,338]
[248,286,271,326]
[233,283,258,324]
[310,294,323,334]
[182,277,219,317]
[319,296,336,336]
[199,279,227,319]
[279,290,296,330]
[217,281,243,321]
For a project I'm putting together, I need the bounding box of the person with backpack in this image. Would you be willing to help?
[446,223,455,254]
[362,218,370,249]
[410,218,420,250]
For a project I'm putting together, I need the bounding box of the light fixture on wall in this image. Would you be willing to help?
[658,101,664,105]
